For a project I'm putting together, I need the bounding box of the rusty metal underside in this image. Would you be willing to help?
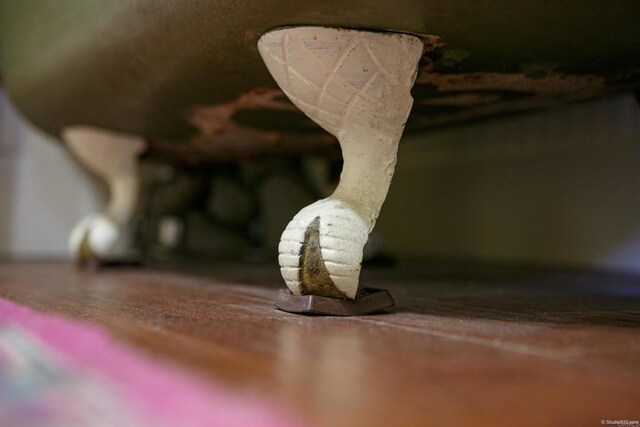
[2,1,639,165]
[147,35,633,165]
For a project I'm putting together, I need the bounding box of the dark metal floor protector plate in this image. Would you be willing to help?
[83,259,144,271]
[274,288,395,316]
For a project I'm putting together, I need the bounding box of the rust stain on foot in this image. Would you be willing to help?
[298,216,348,299]
[77,232,99,266]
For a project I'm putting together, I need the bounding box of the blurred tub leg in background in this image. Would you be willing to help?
[63,126,147,266]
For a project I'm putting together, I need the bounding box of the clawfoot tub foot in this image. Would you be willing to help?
[63,126,147,266]
[258,27,423,303]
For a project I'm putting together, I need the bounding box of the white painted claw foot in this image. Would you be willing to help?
[258,27,423,299]
[63,126,147,264]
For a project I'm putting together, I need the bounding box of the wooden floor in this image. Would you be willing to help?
[1,261,639,427]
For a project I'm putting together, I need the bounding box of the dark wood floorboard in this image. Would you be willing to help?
[0,261,639,427]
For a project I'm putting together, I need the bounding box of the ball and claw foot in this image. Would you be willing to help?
[258,26,423,312]
[64,126,146,267]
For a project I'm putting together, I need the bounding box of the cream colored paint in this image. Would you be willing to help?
[63,126,146,259]
[258,27,423,298]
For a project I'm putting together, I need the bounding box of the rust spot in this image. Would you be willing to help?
[147,88,337,165]
[416,72,604,95]
[418,92,504,107]
[411,71,608,128]
[416,34,447,73]
[77,232,99,266]
[416,34,446,52]
[189,87,299,135]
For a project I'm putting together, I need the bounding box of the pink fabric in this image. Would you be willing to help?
[0,297,304,427]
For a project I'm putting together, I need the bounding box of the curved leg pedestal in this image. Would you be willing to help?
[64,126,146,266]
[258,27,423,303]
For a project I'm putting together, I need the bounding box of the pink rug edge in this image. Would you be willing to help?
[0,297,306,427]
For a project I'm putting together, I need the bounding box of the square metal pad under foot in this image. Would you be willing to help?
[81,259,143,270]
[274,288,395,316]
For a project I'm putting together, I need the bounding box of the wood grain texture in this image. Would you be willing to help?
[0,261,639,427]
